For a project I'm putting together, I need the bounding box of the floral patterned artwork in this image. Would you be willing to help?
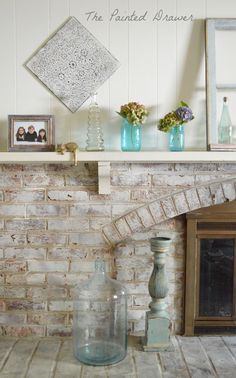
[25,17,120,112]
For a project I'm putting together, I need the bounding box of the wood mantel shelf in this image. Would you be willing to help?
[0,150,235,163]
[0,150,235,194]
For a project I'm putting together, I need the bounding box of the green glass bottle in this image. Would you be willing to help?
[218,97,232,144]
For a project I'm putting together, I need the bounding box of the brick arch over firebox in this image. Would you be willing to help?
[102,178,236,245]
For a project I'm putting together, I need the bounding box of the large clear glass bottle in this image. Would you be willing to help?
[86,93,104,151]
[73,260,127,366]
[218,97,232,144]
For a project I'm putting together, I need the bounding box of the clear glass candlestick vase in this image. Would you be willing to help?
[86,93,104,151]
[73,260,127,366]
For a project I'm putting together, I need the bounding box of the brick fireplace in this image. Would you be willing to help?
[0,161,236,337]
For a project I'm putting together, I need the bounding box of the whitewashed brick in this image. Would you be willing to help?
[102,224,122,244]
[195,174,230,184]
[27,287,67,300]
[0,325,45,336]
[111,172,149,186]
[0,174,21,187]
[148,202,166,223]
[222,181,236,201]
[28,313,66,325]
[112,204,138,218]
[47,273,89,286]
[65,173,98,186]
[128,309,145,321]
[47,190,89,201]
[0,233,26,246]
[26,274,45,285]
[46,325,72,337]
[4,287,26,298]
[0,313,26,324]
[210,183,225,205]
[48,301,73,311]
[90,218,110,231]
[136,207,155,228]
[131,188,172,201]
[175,163,217,172]
[69,232,106,246]
[70,204,111,217]
[48,247,84,260]
[115,218,131,238]
[131,163,174,173]
[197,186,213,207]
[161,197,177,218]
[27,205,67,217]
[4,189,45,203]
[134,244,149,256]
[185,188,201,210]
[28,261,69,273]
[116,269,134,282]
[4,247,46,260]
[115,243,135,257]
[125,283,149,295]
[47,273,67,286]
[5,219,45,231]
[218,163,236,172]
[48,218,89,232]
[5,274,26,285]
[24,174,64,187]
[89,190,130,202]
[152,174,194,187]
[173,192,189,214]
[27,232,67,245]
[0,205,25,217]
[6,300,45,311]
[70,260,111,273]
[133,295,150,307]
[125,211,143,232]
[135,268,152,281]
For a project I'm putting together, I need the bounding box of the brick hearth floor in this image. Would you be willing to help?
[0,335,236,377]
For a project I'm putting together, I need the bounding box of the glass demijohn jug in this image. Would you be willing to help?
[86,92,104,151]
[218,97,232,144]
[73,260,127,366]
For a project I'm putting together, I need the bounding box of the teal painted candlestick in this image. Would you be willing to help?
[143,237,172,352]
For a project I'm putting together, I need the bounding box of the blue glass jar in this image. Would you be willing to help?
[168,125,184,151]
[121,119,141,151]
[73,260,127,366]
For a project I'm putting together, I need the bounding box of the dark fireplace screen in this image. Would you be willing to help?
[199,238,234,317]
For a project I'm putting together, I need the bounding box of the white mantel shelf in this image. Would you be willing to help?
[0,150,236,163]
[1,150,236,194]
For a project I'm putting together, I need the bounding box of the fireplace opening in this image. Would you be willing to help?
[185,201,236,335]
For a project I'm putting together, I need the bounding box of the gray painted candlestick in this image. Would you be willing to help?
[143,237,173,352]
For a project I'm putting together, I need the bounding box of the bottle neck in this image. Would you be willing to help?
[91,92,98,104]
[95,260,106,274]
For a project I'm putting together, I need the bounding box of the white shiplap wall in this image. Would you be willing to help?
[0,0,236,151]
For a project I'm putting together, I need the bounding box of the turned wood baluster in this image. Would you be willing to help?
[143,237,172,352]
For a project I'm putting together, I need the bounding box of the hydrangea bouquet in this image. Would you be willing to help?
[158,101,194,132]
[118,102,148,126]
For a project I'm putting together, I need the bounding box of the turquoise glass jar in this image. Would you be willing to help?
[121,119,141,151]
[168,125,184,151]
[73,260,127,366]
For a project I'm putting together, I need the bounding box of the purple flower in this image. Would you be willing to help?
[175,106,194,123]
